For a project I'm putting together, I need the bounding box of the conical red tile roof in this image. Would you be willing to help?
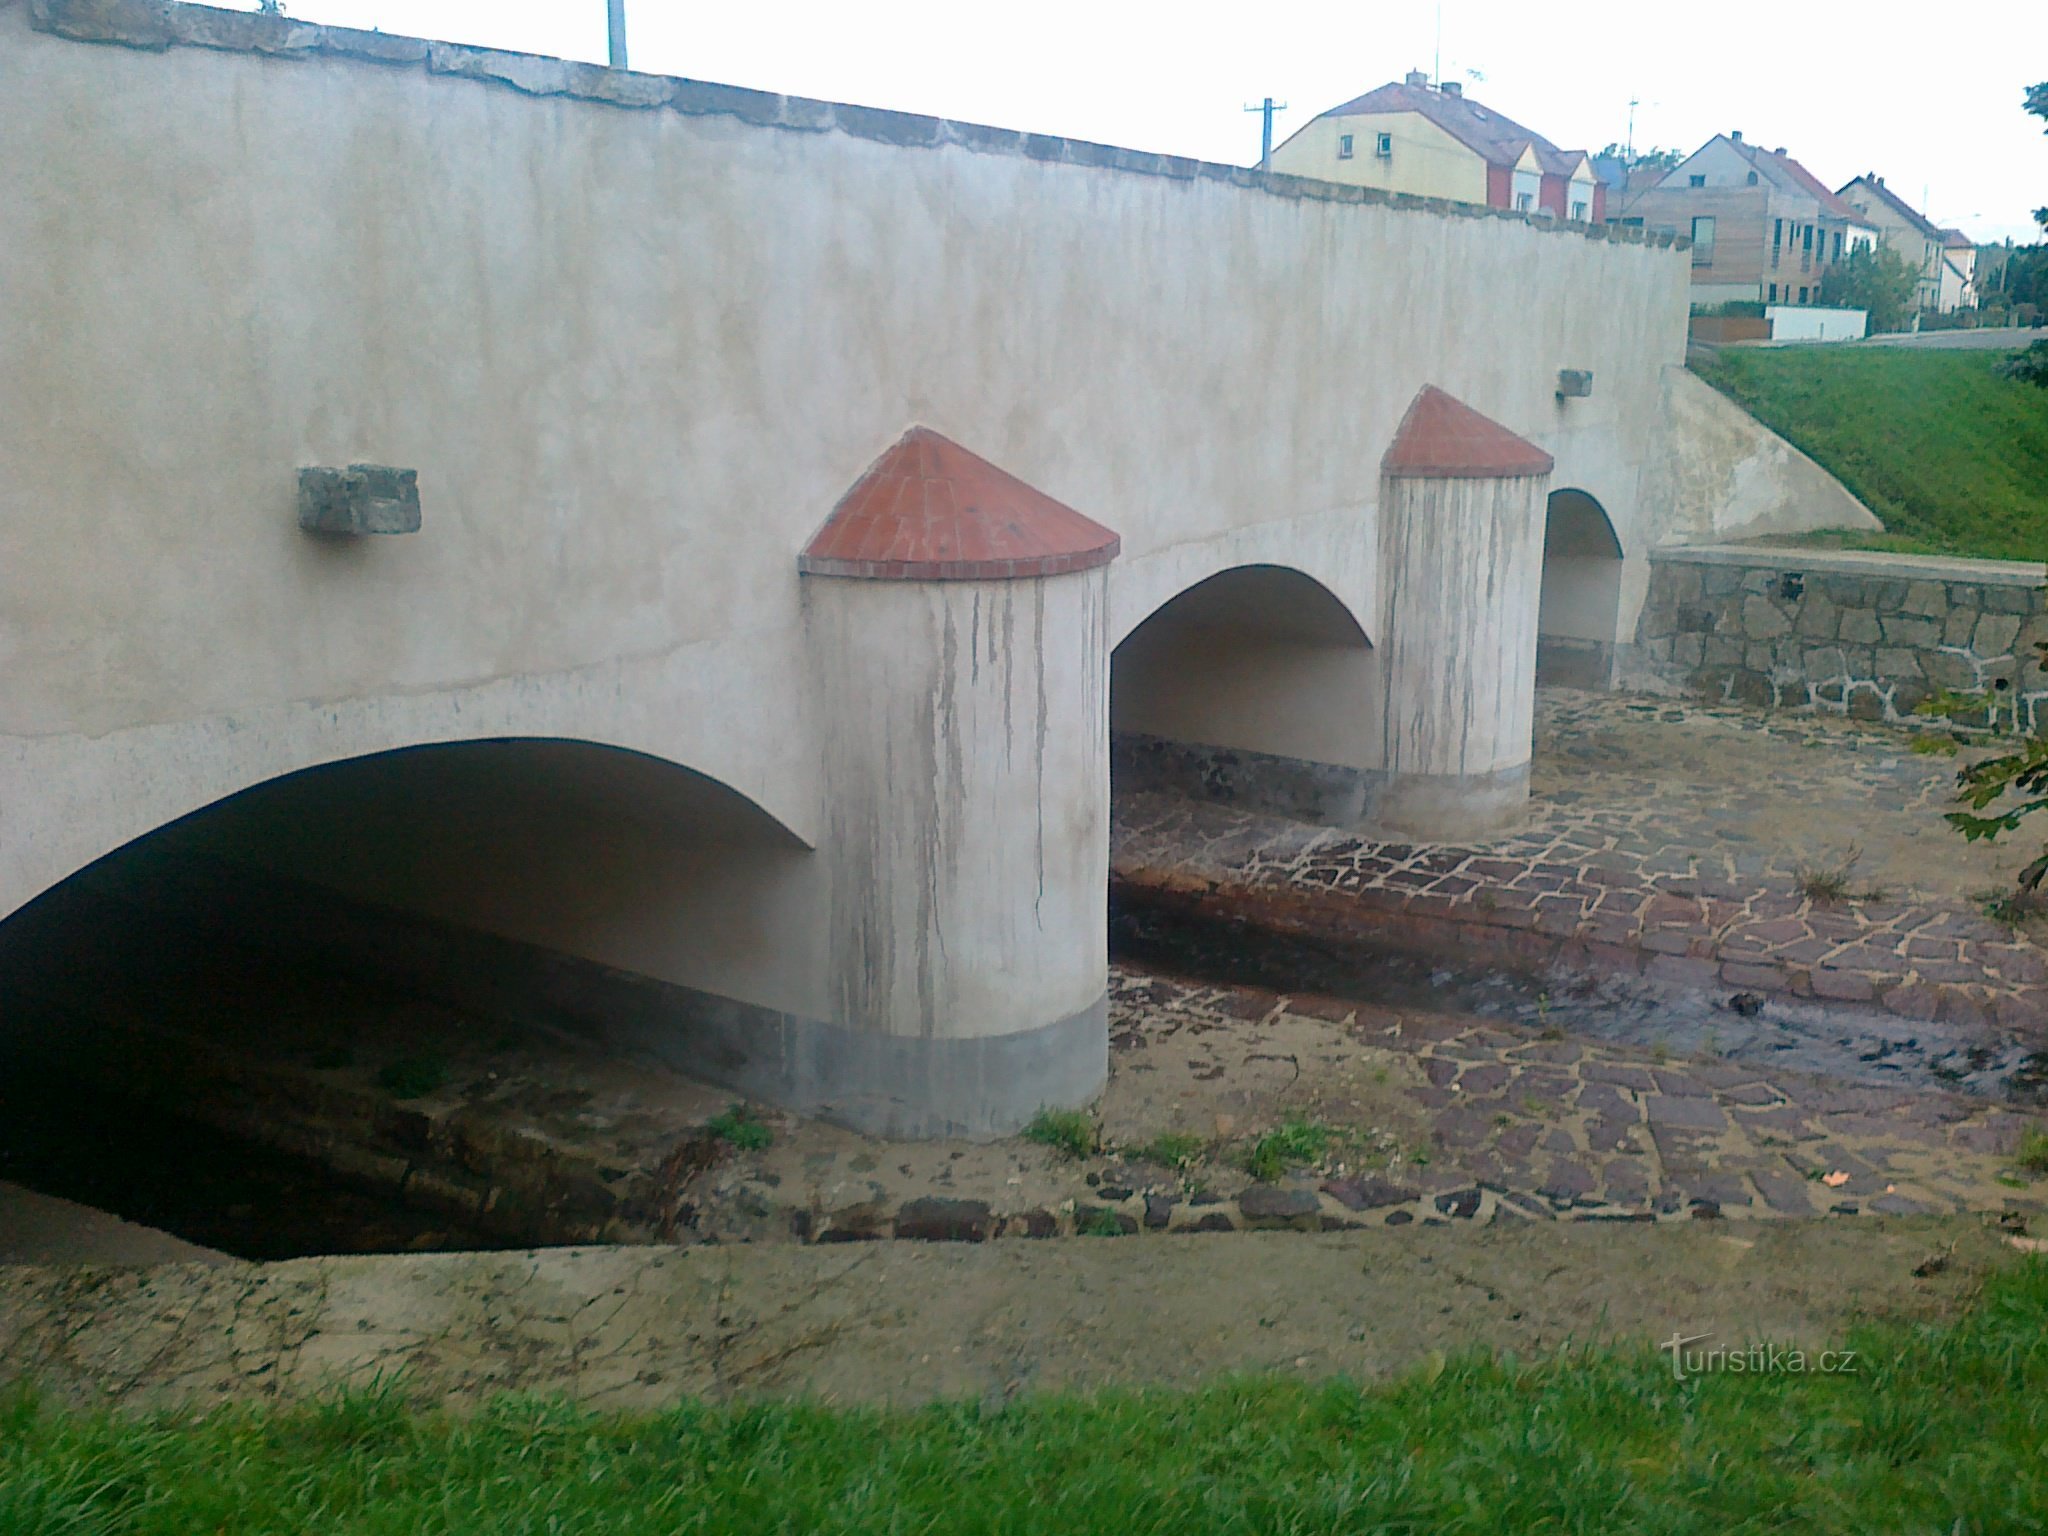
[1381,385,1554,479]
[800,427,1120,580]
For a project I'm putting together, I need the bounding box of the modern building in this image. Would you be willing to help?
[1266,71,1605,223]
[1618,133,1876,307]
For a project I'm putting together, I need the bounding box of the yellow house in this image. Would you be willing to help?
[1268,71,1607,223]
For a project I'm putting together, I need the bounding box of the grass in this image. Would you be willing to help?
[1241,1117,1337,1182]
[1130,1131,1207,1169]
[705,1103,773,1152]
[5,1259,2048,1532]
[1022,1108,1097,1159]
[1691,347,2048,561]
[2018,1128,2048,1177]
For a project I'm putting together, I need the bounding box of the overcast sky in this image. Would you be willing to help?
[227,0,2048,245]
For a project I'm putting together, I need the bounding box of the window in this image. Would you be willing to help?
[1802,224,1813,250]
[1772,218,1782,267]
[1571,199,1588,221]
[1375,132,1393,157]
[1337,133,1354,159]
[1515,192,1533,212]
[1768,282,1778,302]
[1620,216,1644,227]
[1832,230,1842,261]
[1690,214,1716,266]
[1746,170,1758,185]
[1798,286,1808,302]
[1688,173,1706,187]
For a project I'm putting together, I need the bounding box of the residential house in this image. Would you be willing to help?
[1266,71,1605,223]
[1835,176,1976,313]
[1617,133,1875,307]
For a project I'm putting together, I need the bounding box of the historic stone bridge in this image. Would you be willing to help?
[0,0,1869,1136]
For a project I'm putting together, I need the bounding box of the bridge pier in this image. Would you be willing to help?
[798,429,1120,1137]
[1374,387,1555,840]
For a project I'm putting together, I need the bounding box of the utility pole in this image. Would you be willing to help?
[1244,97,1286,171]
[606,0,628,69]
[1626,96,1639,161]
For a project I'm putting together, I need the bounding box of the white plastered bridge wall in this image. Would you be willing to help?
[0,0,1847,1135]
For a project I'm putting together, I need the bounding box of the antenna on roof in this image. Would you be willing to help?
[1434,2,1443,88]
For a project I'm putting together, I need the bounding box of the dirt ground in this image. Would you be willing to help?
[0,1216,2022,1413]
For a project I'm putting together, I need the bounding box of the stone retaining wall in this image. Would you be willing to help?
[1632,546,2048,727]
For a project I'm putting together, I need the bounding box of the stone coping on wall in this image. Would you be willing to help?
[24,0,1689,251]
[1652,543,2047,589]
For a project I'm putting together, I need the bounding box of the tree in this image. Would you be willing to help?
[1598,143,1682,173]
[2031,82,2047,231]
[1818,244,1919,332]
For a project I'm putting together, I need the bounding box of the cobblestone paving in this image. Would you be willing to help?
[1114,692,2048,1034]
[1080,966,2047,1236]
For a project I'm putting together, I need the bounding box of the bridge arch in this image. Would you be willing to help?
[1109,563,1382,825]
[0,737,828,1121]
[1537,488,1626,689]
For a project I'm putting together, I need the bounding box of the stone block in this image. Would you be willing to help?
[1237,1185,1322,1230]
[1742,596,1792,639]
[1675,604,1718,633]
[1975,613,2024,657]
[1947,585,1983,610]
[297,464,420,535]
[1740,569,1778,595]
[1838,609,1882,644]
[1669,566,1705,604]
[1879,614,1941,648]
[1802,645,1847,681]
[1704,635,1745,667]
[1902,580,1948,617]
[1873,648,1923,680]
[1983,585,2041,615]
[1744,642,1780,673]
[1702,566,1746,597]
[1672,633,1704,669]
[1942,609,1981,648]
[1794,595,1838,638]
[893,1197,994,1242]
[1921,650,1979,691]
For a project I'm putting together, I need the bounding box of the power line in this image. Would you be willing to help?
[1244,97,1287,171]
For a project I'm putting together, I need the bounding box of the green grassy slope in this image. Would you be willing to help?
[6,1260,2048,1534]
[1693,346,2048,562]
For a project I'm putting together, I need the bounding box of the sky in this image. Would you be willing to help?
[225,0,2048,245]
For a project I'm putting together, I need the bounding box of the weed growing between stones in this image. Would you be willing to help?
[1240,1118,1338,1182]
[706,1104,773,1152]
[1023,1109,1097,1159]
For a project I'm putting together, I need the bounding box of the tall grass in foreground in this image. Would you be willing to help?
[3,1260,2046,1534]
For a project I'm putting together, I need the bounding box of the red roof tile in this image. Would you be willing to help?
[1381,386,1553,480]
[800,427,1120,581]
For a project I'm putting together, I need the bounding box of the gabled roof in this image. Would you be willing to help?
[1839,174,1944,240]
[800,427,1119,581]
[1713,138,1874,226]
[1940,228,1974,250]
[1312,80,1590,177]
[1382,386,1553,480]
